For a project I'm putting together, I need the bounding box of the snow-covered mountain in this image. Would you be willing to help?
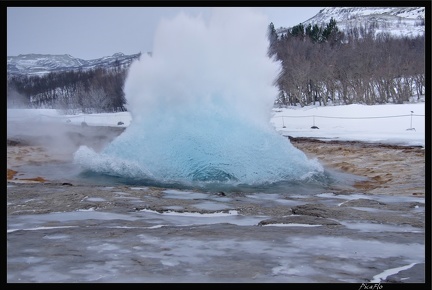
[277,7,425,38]
[7,52,141,76]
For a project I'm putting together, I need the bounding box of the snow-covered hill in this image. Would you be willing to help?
[7,52,142,76]
[277,7,425,38]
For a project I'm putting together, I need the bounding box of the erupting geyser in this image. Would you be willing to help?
[74,8,324,188]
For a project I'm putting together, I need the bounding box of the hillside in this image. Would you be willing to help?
[276,7,425,38]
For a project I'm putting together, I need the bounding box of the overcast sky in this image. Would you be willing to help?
[7,6,324,60]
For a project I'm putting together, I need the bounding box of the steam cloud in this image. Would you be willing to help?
[74,8,324,188]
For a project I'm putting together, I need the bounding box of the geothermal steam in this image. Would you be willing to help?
[74,8,323,186]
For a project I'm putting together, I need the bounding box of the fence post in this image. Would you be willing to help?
[407,111,415,131]
[311,115,319,129]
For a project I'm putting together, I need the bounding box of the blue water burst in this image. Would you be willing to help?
[74,106,323,187]
[73,8,324,189]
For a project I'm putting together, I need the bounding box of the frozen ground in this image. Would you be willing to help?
[7,182,425,283]
[6,105,426,283]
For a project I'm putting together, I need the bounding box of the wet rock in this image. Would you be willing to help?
[258,215,340,226]
[339,198,387,208]
[291,203,344,219]
[383,263,425,283]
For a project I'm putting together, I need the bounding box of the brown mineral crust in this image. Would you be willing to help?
[288,136,425,196]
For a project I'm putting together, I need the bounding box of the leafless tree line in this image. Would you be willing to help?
[7,64,128,114]
[271,23,425,107]
[8,22,425,112]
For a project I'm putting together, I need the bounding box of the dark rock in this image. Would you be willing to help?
[258,215,340,226]
[339,198,387,208]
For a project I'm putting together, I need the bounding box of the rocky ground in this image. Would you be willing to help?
[6,124,427,283]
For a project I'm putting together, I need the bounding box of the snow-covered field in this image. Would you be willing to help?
[7,101,426,148]
[272,102,425,147]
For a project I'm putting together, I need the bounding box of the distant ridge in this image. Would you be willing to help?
[7,52,142,76]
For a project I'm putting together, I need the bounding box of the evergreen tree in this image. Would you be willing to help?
[267,22,278,57]
[306,24,322,43]
[322,17,338,41]
[290,23,305,39]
